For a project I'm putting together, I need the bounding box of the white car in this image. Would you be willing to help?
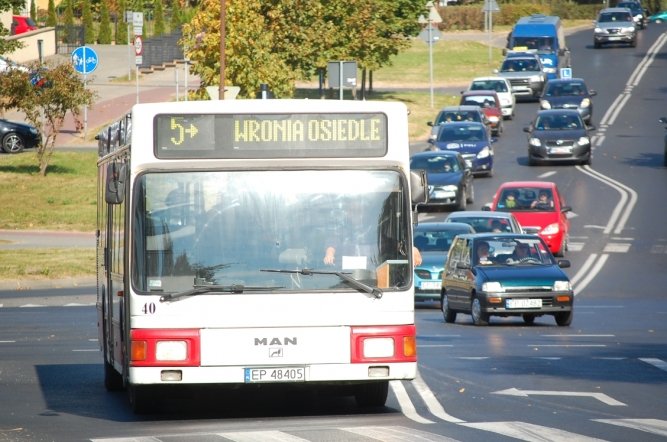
[466,76,516,120]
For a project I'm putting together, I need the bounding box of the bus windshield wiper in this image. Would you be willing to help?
[160,284,284,302]
[261,268,383,299]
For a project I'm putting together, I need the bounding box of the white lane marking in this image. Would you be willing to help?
[527,344,606,348]
[578,166,637,235]
[72,349,98,352]
[541,334,614,337]
[390,380,434,424]
[215,430,308,441]
[413,371,465,423]
[571,253,609,295]
[0,340,16,343]
[460,421,607,442]
[639,358,667,372]
[344,425,460,441]
[419,344,454,347]
[602,243,631,253]
[594,419,667,437]
[493,388,626,406]
[569,252,599,289]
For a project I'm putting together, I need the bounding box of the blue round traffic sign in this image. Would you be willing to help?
[71,46,99,74]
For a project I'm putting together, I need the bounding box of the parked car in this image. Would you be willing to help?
[617,1,647,29]
[0,118,41,154]
[459,90,504,137]
[413,222,475,302]
[465,76,515,120]
[11,16,38,35]
[495,52,547,101]
[440,233,574,326]
[0,56,30,74]
[648,10,667,23]
[524,109,595,166]
[593,7,637,48]
[410,150,474,211]
[426,121,495,177]
[539,78,597,124]
[484,181,571,256]
[426,105,491,140]
[445,210,524,234]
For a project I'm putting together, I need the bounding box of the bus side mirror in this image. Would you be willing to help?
[105,162,127,204]
[410,169,428,206]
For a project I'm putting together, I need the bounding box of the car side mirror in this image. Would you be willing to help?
[427,121,434,127]
[557,259,571,268]
[105,162,127,204]
[561,205,572,213]
[589,89,597,96]
[410,169,428,206]
[481,204,491,211]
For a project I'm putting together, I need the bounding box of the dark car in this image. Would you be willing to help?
[426,105,491,140]
[413,222,475,303]
[593,7,637,48]
[0,119,41,154]
[524,109,595,166]
[410,150,474,211]
[444,210,524,234]
[539,78,597,124]
[617,1,647,29]
[427,122,495,177]
[441,233,574,326]
[459,90,504,137]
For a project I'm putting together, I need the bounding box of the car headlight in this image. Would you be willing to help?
[553,280,571,291]
[540,100,552,110]
[529,137,542,147]
[544,67,557,74]
[577,136,591,146]
[594,27,603,33]
[29,127,39,134]
[541,223,560,235]
[482,281,504,293]
[529,75,543,83]
[477,146,491,159]
[621,26,635,34]
[440,185,458,192]
[580,98,591,109]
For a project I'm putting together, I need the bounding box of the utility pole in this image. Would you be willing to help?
[219,0,226,100]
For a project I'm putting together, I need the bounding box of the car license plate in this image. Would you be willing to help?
[608,36,620,41]
[549,146,571,154]
[420,281,441,290]
[245,366,305,383]
[506,298,542,309]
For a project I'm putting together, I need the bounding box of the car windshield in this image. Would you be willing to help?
[448,216,514,233]
[436,125,487,142]
[496,188,555,212]
[414,228,469,253]
[132,170,411,294]
[545,82,586,97]
[462,95,496,108]
[535,114,583,130]
[471,81,508,93]
[474,237,555,266]
[599,12,632,22]
[435,111,480,124]
[511,37,556,52]
[410,155,461,173]
[501,59,540,72]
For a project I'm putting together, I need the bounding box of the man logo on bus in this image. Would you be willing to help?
[254,337,298,346]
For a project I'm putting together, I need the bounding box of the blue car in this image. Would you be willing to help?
[441,233,574,326]
[427,121,495,177]
[410,150,474,211]
[413,222,475,303]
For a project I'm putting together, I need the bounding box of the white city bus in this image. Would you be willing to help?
[96,99,426,413]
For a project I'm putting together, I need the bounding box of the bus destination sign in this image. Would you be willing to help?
[154,113,388,159]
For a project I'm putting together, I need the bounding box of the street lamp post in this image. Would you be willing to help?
[418,2,442,109]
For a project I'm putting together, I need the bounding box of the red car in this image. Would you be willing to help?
[11,16,38,35]
[459,90,504,137]
[484,181,571,256]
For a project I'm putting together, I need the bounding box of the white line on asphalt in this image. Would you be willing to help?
[639,358,667,372]
[389,380,434,424]
[461,421,607,441]
[413,371,465,423]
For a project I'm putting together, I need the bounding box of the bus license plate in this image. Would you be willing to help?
[506,298,542,309]
[244,367,305,383]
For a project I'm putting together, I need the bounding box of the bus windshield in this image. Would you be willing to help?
[132,169,410,294]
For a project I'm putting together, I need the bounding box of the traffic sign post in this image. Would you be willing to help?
[71,46,99,137]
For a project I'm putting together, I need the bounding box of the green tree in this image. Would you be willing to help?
[82,0,95,44]
[182,0,295,98]
[170,0,181,33]
[153,0,165,36]
[46,0,57,27]
[63,0,75,44]
[98,1,113,44]
[0,62,96,176]
[30,0,36,21]
[116,0,129,44]
[0,0,25,54]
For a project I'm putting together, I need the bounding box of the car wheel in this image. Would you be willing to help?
[583,152,592,166]
[1,132,25,154]
[555,236,566,257]
[630,39,637,48]
[555,311,573,327]
[441,293,457,323]
[466,182,475,204]
[594,41,601,49]
[522,314,536,325]
[471,296,489,326]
